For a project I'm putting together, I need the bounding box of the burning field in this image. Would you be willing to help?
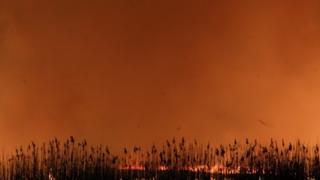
[0,136,319,179]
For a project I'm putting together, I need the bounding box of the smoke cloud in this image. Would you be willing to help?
[1,0,320,152]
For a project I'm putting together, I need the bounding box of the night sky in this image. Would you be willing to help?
[1,0,320,151]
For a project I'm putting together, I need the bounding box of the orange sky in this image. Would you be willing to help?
[1,0,320,152]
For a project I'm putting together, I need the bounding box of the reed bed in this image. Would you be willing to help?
[0,137,319,179]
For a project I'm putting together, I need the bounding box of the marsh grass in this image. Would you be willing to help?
[0,137,319,179]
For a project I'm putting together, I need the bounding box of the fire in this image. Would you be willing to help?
[117,164,242,174]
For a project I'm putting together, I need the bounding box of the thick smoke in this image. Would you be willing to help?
[1,0,320,152]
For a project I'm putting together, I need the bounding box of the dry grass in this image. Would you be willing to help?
[0,137,319,179]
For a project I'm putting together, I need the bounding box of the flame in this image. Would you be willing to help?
[117,164,243,174]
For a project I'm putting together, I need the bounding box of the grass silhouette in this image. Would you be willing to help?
[0,136,319,179]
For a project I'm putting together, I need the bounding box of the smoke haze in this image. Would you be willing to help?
[1,0,320,151]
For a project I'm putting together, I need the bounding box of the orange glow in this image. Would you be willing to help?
[1,0,320,152]
[117,164,247,174]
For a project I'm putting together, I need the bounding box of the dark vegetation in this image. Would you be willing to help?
[0,136,319,179]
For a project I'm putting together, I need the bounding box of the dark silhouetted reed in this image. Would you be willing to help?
[0,137,319,179]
